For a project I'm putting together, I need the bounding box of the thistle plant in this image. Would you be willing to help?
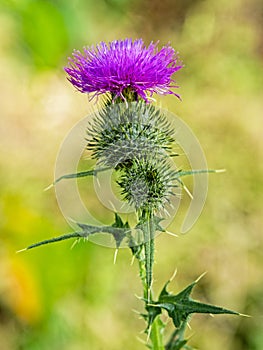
[20,39,241,349]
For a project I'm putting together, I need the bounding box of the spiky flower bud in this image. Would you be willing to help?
[87,101,175,169]
[117,158,177,213]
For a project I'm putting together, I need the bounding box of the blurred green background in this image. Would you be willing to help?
[0,0,263,349]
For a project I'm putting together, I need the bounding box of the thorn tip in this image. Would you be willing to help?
[16,248,27,253]
[44,183,54,191]
[113,248,119,264]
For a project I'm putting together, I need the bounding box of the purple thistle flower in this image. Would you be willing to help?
[65,39,183,102]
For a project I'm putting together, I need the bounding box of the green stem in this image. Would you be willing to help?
[148,216,164,350]
[150,317,164,350]
[137,247,147,300]
[136,212,164,350]
[144,217,153,301]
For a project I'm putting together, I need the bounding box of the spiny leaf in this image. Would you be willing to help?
[165,320,193,350]
[152,216,166,232]
[155,278,239,328]
[129,215,164,257]
[18,214,131,251]
[17,232,82,252]
[170,339,188,350]
[112,213,130,229]
[142,304,162,332]
[111,213,130,247]
[76,217,130,248]
[45,167,110,189]
[136,215,165,234]
[173,169,225,180]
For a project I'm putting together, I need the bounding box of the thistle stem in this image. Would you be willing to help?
[150,317,164,350]
[136,212,164,349]
[144,216,154,301]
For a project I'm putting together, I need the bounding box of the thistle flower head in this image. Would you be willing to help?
[88,102,175,168]
[65,39,182,102]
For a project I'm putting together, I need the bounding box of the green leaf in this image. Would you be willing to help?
[46,167,110,189]
[165,320,192,350]
[112,213,130,229]
[174,169,224,179]
[110,213,130,247]
[18,213,131,251]
[156,277,240,328]
[171,339,188,350]
[17,232,82,252]
[142,304,162,332]
[136,215,165,235]
[76,214,130,248]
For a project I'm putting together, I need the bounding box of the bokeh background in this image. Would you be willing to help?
[1,0,263,349]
